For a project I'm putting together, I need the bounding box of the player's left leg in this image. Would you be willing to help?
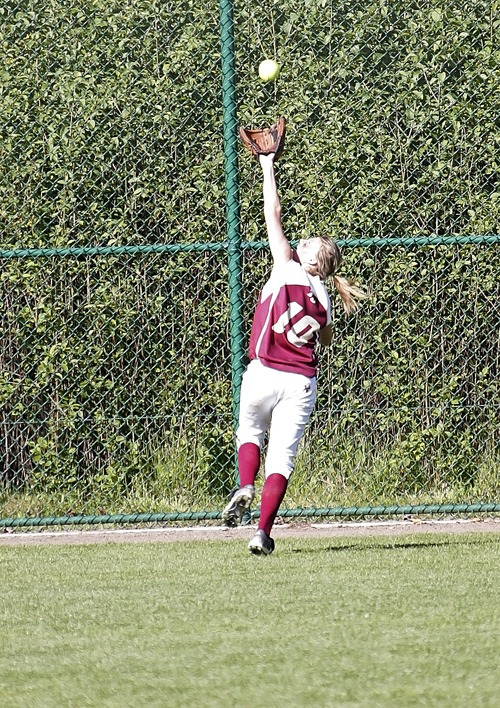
[223,361,278,527]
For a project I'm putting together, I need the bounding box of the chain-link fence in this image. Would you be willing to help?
[1,0,498,525]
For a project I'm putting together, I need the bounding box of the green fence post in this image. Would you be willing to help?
[219,0,245,483]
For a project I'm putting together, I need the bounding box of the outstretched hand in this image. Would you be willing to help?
[259,153,276,168]
[260,150,291,266]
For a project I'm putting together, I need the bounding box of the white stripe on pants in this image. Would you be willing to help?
[236,359,317,480]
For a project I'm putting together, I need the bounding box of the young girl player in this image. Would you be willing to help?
[222,153,367,554]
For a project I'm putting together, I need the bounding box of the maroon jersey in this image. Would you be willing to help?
[248,257,331,377]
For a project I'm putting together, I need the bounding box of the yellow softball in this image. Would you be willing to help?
[258,59,280,82]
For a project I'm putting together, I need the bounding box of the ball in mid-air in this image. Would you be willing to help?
[258,59,280,82]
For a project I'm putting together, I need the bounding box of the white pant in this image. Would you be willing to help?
[236,359,317,480]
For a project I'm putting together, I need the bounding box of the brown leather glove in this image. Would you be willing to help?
[238,116,286,161]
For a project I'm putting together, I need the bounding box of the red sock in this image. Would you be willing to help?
[238,442,260,487]
[259,473,288,536]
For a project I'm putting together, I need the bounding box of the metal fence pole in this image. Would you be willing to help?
[219,0,244,481]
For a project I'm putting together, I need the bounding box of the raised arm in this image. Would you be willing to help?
[259,154,292,266]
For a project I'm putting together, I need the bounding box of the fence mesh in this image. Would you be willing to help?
[1,0,498,523]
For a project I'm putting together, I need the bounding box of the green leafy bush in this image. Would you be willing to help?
[0,0,498,515]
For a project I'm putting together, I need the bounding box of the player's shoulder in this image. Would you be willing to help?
[270,255,301,277]
[285,255,306,275]
[307,274,331,311]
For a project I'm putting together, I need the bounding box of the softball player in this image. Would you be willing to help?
[223,153,366,554]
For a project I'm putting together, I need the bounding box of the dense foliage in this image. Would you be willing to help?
[0,0,498,515]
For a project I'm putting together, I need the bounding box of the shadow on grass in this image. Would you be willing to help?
[288,535,500,554]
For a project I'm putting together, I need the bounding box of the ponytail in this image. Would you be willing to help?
[312,236,368,314]
[332,275,368,314]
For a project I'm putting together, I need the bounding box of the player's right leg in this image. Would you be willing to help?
[248,529,275,555]
[249,370,316,551]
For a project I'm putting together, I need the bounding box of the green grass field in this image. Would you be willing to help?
[1,532,499,707]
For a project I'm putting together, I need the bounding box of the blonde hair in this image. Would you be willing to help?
[312,235,368,315]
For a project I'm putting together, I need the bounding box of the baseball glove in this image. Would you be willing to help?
[238,116,286,161]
